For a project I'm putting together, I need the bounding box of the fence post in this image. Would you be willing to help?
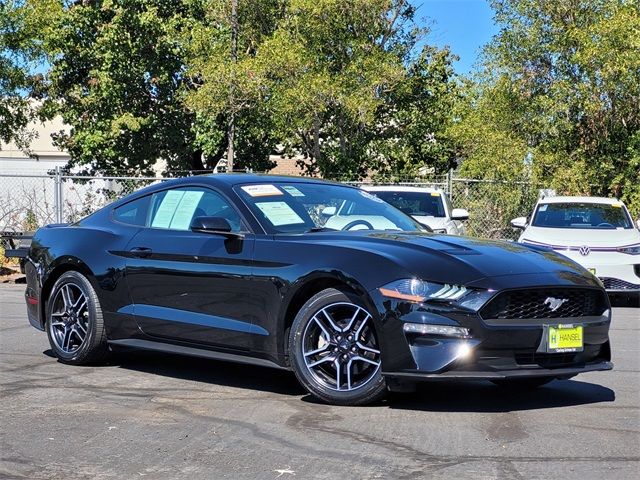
[53,167,63,223]
[447,168,453,199]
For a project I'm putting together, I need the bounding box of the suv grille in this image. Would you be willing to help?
[599,277,640,291]
[480,288,607,320]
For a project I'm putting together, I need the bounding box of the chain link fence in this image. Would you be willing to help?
[0,170,545,242]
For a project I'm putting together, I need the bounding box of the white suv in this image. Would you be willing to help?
[362,186,469,235]
[512,196,640,301]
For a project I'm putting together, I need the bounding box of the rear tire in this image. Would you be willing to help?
[289,288,387,406]
[490,377,554,389]
[45,271,109,365]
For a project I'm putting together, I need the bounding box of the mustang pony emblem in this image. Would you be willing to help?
[544,297,569,312]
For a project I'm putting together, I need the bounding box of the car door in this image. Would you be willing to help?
[124,185,259,350]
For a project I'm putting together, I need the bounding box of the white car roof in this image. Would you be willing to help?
[538,196,623,205]
[361,185,444,194]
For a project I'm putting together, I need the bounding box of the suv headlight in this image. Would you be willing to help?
[378,279,468,302]
[618,244,640,255]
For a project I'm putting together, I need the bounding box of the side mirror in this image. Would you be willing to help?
[418,222,433,232]
[451,208,469,221]
[190,216,243,239]
[321,206,337,216]
[510,217,528,229]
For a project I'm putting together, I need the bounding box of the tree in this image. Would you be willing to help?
[0,0,41,152]
[455,0,640,215]
[38,0,207,175]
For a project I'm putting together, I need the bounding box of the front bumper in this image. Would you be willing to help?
[371,287,612,382]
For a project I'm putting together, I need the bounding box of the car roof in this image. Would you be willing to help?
[201,173,340,187]
[361,185,443,194]
[539,196,623,205]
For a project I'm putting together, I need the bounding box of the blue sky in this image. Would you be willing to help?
[413,0,497,73]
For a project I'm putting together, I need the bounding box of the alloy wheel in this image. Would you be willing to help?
[302,302,381,392]
[49,283,90,354]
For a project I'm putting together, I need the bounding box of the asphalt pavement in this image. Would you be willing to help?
[1,283,638,479]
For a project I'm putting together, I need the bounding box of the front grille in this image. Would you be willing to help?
[599,277,640,291]
[480,288,607,320]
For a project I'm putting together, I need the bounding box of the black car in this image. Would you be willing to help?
[22,175,612,405]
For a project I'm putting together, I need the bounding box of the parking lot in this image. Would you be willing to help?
[1,283,638,479]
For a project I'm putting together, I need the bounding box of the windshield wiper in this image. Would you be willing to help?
[305,227,338,233]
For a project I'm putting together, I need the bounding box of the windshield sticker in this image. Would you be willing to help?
[281,185,305,197]
[611,202,622,208]
[430,192,440,197]
[255,201,305,226]
[169,191,204,230]
[241,184,283,197]
[360,190,385,203]
[538,204,548,211]
[151,190,185,228]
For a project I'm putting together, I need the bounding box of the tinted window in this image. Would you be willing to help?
[532,202,633,229]
[372,191,446,218]
[149,187,243,232]
[113,195,151,226]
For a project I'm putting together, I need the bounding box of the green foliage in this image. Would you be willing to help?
[0,0,43,151]
[39,0,206,175]
[456,0,640,215]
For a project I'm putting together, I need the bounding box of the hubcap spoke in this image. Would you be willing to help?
[356,342,380,355]
[321,308,343,333]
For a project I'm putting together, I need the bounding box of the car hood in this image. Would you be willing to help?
[522,226,640,247]
[298,231,597,287]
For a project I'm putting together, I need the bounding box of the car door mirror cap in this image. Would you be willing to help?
[511,217,528,229]
[190,216,244,239]
[451,208,469,221]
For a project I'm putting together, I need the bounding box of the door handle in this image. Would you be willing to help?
[129,247,153,258]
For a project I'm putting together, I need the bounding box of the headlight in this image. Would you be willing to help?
[378,279,468,302]
[618,244,640,255]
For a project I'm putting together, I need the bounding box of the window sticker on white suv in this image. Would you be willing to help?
[255,201,304,226]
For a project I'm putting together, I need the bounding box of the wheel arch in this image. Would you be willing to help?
[279,272,378,360]
[39,257,96,329]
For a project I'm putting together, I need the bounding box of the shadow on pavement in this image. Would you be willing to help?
[43,348,615,410]
[387,378,615,412]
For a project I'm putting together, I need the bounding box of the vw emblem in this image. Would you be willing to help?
[579,245,590,256]
[544,297,568,312]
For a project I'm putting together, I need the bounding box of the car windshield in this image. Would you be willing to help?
[532,202,633,229]
[235,182,422,234]
[370,190,446,218]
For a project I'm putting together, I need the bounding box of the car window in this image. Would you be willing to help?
[532,202,633,229]
[149,187,243,232]
[235,182,422,234]
[113,195,151,226]
[371,191,446,218]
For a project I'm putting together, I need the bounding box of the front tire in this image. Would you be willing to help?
[45,271,109,365]
[289,288,387,406]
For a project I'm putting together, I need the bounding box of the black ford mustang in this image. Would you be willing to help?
[22,174,612,405]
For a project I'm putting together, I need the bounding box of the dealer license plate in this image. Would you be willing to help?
[547,325,583,353]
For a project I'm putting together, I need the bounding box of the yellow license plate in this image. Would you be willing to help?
[548,325,583,352]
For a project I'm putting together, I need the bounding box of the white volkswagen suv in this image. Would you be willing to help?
[362,186,469,235]
[512,196,640,303]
